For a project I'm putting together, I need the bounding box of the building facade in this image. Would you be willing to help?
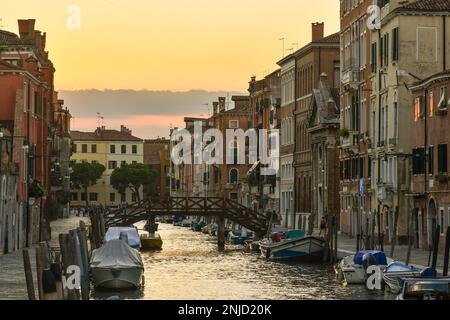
[70,126,144,207]
[411,71,450,252]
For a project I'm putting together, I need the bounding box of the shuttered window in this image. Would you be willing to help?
[392,27,399,62]
[438,144,448,173]
[412,148,425,175]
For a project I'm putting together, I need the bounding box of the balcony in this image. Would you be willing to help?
[340,131,359,153]
[341,68,360,90]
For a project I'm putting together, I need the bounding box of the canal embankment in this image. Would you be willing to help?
[0,215,90,300]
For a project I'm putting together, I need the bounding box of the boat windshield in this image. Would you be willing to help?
[404,282,450,300]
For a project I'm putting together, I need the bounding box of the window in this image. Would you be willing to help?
[440,208,445,235]
[34,91,40,115]
[110,145,116,154]
[81,144,88,153]
[121,161,127,167]
[371,42,377,73]
[81,193,87,201]
[132,145,137,154]
[110,193,116,202]
[91,144,97,153]
[72,144,78,153]
[229,193,238,201]
[108,161,117,170]
[43,97,47,117]
[392,27,399,62]
[429,146,434,175]
[412,148,425,175]
[71,193,78,201]
[92,160,98,165]
[120,193,126,203]
[438,144,448,173]
[132,193,137,202]
[229,120,239,129]
[414,96,425,121]
[229,169,238,184]
[89,193,98,202]
[121,145,127,154]
[439,86,448,109]
[132,161,137,165]
[429,91,434,117]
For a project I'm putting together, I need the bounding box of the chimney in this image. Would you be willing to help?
[120,125,131,135]
[213,101,219,115]
[18,19,36,41]
[40,32,46,52]
[327,98,336,118]
[218,97,226,113]
[312,22,324,42]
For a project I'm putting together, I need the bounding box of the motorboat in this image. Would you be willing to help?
[105,227,141,249]
[243,240,260,253]
[181,219,192,227]
[140,233,163,251]
[90,239,144,290]
[259,230,326,262]
[396,278,450,300]
[336,250,393,285]
[228,231,242,245]
[382,262,423,293]
[192,220,207,232]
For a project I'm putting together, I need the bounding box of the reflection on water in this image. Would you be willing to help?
[92,223,395,300]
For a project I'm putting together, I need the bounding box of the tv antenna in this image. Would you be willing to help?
[279,37,285,58]
[292,42,299,51]
[0,19,5,29]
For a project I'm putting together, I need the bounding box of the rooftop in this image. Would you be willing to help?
[71,128,142,142]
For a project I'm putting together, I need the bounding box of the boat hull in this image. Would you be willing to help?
[140,234,163,251]
[259,237,326,262]
[383,271,422,293]
[92,267,144,290]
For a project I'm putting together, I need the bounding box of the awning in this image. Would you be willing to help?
[247,161,260,176]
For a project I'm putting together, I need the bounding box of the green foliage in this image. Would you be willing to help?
[111,163,157,201]
[29,181,47,198]
[71,162,106,190]
[337,127,350,138]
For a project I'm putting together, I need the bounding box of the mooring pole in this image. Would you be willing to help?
[443,227,450,277]
[217,216,225,252]
[432,225,441,271]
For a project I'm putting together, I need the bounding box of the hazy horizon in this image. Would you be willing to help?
[60,89,245,139]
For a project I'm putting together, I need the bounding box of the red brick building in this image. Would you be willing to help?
[0,19,57,247]
[411,71,450,252]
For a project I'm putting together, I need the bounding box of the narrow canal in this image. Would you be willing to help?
[92,223,396,300]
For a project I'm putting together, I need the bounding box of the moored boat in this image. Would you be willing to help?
[259,230,326,262]
[382,262,423,293]
[396,277,450,300]
[105,227,141,250]
[140,233,163,251]
[336,250,393,285]
[90,239,144,290]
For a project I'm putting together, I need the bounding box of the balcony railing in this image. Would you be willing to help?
[340,131,359,153]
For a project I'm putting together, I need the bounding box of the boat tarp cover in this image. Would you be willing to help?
[353,250,387,266]
[105,227,141,248]
[385,262,420,273]
[286,230,305,239]
[90,240,143,269]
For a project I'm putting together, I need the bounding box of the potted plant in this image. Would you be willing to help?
[337,128,350,138]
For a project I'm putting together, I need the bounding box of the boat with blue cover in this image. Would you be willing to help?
[336,250,393,285]
[259,230,326,262]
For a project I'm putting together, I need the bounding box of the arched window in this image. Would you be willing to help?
[229,168,239,184]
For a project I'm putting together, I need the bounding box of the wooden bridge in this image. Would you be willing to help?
[104,197,270,239]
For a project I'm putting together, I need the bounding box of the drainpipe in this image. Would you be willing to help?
[443,16,447,72]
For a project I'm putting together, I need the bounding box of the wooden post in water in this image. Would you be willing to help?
[70,229,89,300]
[217,216,225,252]
[334,215,338,262]
[390,207,399,259]
[35,245,44,300]
[443,227,450,277]
[78,222,90,300]
[405,208,414,265]
[22,249,36,300]
[432,225,441,271]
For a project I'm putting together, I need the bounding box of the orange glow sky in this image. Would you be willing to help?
[2,0,340,91]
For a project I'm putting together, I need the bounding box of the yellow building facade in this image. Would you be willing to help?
[70,126,144,208]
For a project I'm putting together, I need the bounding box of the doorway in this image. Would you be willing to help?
[428,199,437,248]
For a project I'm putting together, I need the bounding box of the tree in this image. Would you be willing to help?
[71,162,105,209]
[111,163,157,202]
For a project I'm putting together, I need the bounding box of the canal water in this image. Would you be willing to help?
[92,223,396,300]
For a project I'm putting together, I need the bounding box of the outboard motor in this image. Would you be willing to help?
[362,253,378,270]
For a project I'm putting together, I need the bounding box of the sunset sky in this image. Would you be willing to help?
[2,0,340,137]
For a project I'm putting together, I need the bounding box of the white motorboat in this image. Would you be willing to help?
[105,227,141,249]
[336,250,393,285]
[90,239,144,290]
